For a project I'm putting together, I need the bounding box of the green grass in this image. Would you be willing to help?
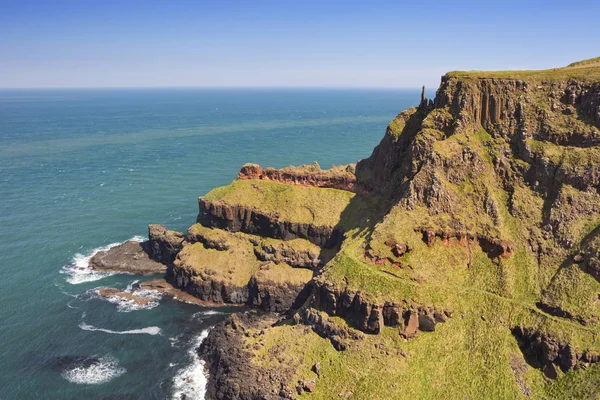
[176,240,260,286]
[193,57,600,398]
[527,139,600,170]
[541,263,600,324]
[175,232,314,288]
[567,56,600,67]
[447,57,600,83]
[203,179,364,228]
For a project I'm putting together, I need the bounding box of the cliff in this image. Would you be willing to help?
[90,57,600,398]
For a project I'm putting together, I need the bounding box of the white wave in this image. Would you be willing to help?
[93,287,162,312]
[171,330,210,400]
[125,279,140,291]
[61,356,126,385]
[79,322,161,336]
[59,236,145,284]
[192,310,224,320]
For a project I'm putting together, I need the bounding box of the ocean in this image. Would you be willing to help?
[0,88,419,399]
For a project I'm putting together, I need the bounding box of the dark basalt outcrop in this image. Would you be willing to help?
[199,312,293,400]
[237,162,361,193]
[253,242,323,270]
[512,326,599,378]
[88,240,166,274]
[247,274,312,313]
[293,307,364,351]
[95,279,227,307]
[147,224,185,265]
[312,282,450,335]
[172,265,250,304]
[197,198,344,248]
[172,264,312,313]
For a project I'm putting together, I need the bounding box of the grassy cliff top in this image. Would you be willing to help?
[203,179,364,228]
[446,56,600,82]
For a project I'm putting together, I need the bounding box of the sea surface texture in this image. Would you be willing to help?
[0,88,418,399]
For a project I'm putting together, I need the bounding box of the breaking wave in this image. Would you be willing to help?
[171,330,210,400]
[79,322,161,336]
[89,279,163,312]
[61,356,126,385]
[60,236,145,284]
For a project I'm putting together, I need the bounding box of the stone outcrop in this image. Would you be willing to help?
[312,282,450,336]
[147,224,185,265]
[247,272,312,313]
[88,240,166,274]
[172,265,250,304]
[253,241,323,270]
[435,77,600,139]
[172,264,312,313]
[293,307,364,351]
[96,279,228,307]
[417,228,514,259]
[512,326,599,378]
[197,198,344,248]
[237,162,361,193]
[199,312,295,400]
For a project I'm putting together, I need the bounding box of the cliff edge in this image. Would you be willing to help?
[92,57,600,399]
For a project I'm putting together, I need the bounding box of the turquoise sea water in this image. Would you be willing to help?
[0,88,419,399]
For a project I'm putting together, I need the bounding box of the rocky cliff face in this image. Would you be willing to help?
[195,58,600,399]
[95,58,600,399]
[197,198,344,248]
[238,162,361,193]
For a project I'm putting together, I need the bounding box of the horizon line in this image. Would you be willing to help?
[0,85,431,91]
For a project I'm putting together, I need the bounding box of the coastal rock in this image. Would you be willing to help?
[253,239,325,270]
[197,198,344,248]
[237,162,361,193]
[171,238,312,312]
[200,312,293,400]
[95,279,233,307]
[88,240,166,274]
[247,268,312,313]
[293,307,364,351]
[147,224,185,265]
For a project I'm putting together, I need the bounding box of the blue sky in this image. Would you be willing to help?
[0,0,598,88]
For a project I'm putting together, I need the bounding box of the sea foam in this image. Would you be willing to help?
[61,356,126,385]
[60,235,145,284]
[90,278,162,312]
[79,322,161,336]
[171,330,210,400]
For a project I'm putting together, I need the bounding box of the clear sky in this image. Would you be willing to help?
[1,0,599,88]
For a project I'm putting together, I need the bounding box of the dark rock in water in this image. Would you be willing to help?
[88,240,166,274]
[45,355,101,371]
